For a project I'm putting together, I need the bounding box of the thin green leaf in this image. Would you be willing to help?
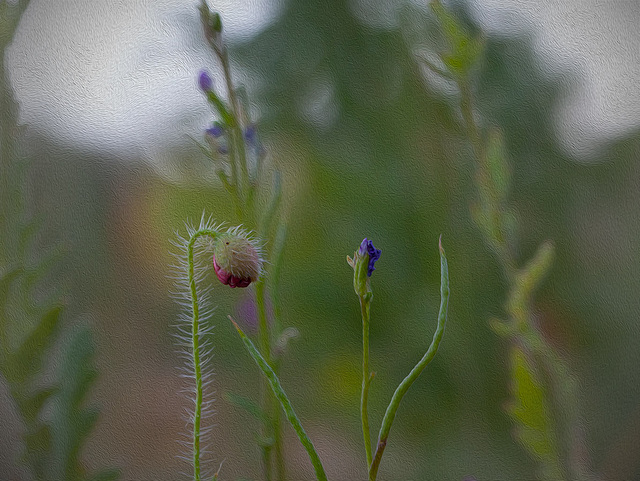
[369,237,450,481]
[230,317,328,481]
[258,171,282,240]
[507,346,564,481]
[20,387,58,424]
[7,306,62,384]
[206,91,235,126]
[54,326,118,481]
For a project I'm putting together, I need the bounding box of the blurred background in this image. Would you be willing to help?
[2,0,640,480]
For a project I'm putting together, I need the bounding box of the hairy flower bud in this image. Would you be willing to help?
[212,230,262,288]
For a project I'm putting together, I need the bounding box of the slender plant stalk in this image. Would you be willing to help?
[369,238,450,481]
[187,228,219,481]
[218,46,251,214]
[273,398,286,481]
[222,57,286,481]
[256,278,275,481]
[270,222,288,481]
[455,70,585,481]
[230,317,328,481]
[359,295,373,467]
[201,6,287,476]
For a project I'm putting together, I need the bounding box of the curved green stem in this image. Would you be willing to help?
[230,317,328,481]
[360,295,373,467]
[187,228,219,481]
[369,238,450,481]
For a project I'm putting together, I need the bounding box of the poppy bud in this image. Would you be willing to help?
[212,229,263,288]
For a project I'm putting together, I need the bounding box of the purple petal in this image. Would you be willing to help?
[359,238,381,277]
[244,124,257,143]
[206,125,224,138]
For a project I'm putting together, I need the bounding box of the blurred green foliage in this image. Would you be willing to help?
[508,346,562,481]
[1,2,118,480]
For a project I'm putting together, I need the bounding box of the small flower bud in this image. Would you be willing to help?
[199,70,213,92]
[359,238,381,277]
[244,124,257,143]
[206,124,224,138]
[347,238,381,298]
[212,229,263,288]
[204,125,228,155]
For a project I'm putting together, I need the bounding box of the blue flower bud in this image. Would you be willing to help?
[347,237,381,298]
[359,238,381,277]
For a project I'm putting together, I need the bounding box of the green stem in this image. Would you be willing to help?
[231,318,329,481]
[457,77,517,278]
[219,48,252,215]
[261,444,273,481]
[369,238,450,481]
[458,79,485,165]
[274,405,286,481]
[270,223,288,481]
[359,295,373,467]
[256,279,274,481]
[187,228,219,481]
[455,59,583,479]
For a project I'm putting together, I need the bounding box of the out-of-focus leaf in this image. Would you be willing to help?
[507,345,564,481]
[5,306,62,384]
[430,0,484,77]
[88,470,120,481]
[20,387,58,424]
[53,325,118,481]
[22,423,52,480]
[0,266,21,335]
[0,266,21,304]
[485,130,511,204]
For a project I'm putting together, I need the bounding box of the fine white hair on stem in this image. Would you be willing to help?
[169,213,223,479]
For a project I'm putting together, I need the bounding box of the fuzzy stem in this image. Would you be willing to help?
[187,228,219,481]
[359,295,373,467]
[369,238,449,481]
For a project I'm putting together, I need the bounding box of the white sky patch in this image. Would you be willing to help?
[7,0,640,163]
[468,0,640,161]
[7,0,282,155]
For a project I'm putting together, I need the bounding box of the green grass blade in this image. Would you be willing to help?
[230,317,328,481]
[369,237,450,481]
